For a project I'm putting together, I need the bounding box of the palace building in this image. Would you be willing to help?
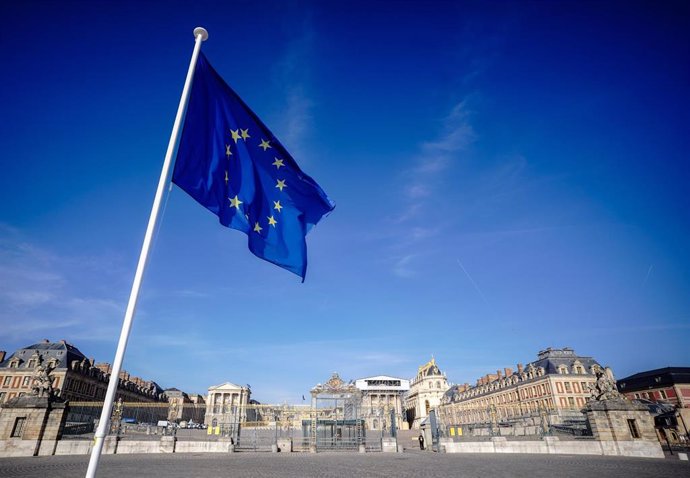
[204,382,251,427]
[617,367,690,446]
[404,358,450,429]
[354,375,410,431]
[0,340,166,405]
[437,347,603,430]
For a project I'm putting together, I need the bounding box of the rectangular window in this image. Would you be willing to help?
[567,397,575,407]
[22,376,30,387]
[3,376,11,386]
[0,392,5,402]
[581,382,588,393]
[11,417,27,437]
[659,390,667,400]
[564,382,572,393]
[627,419,640,438]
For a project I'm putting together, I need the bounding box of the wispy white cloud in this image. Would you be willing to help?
[271,21,316,163]
[0,224,126,344]
[383,100,476,277]
[393,254,417,278]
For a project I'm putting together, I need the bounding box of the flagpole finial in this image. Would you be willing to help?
[194,27,209,42]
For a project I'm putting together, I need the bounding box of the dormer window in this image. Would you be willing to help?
[558,365,569,375]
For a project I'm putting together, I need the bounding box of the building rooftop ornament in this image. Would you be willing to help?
[417,356,443,378]
[311,372,359,396]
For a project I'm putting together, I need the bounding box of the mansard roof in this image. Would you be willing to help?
[442,348,603,404]
[529,347,600,374]
[0,339,87,369]
[617,367,690,391]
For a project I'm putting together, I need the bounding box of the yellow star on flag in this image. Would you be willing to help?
[272,158,285,169]
[253,222,263,233]
[259,139,272,151]
[225,144,232,157]
[230,129,241,144]
[267,216,277,227]
[240,128,250,140]
[229,195,243,209]
[275,179,286,191]
[273,200,283,212]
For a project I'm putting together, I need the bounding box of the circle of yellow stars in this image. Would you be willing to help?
[225,127,287,235]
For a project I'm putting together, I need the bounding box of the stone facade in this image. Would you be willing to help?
[204,382,250,427]
[0,395,68,457]
[404,358,450,429]
[617,367,690,446]
[437,348,601,429]
[164,388,205,424]
[354,375,410,431]
[583,398,664,458]
[0,340,166,405]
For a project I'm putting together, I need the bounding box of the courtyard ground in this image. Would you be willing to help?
[0,450,689,478]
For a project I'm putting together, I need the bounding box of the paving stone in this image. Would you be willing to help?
[1,451,689,478]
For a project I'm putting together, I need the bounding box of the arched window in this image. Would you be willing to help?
[425,400,431,415]
[436,381,441,389]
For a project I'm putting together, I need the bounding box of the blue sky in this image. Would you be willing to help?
[1,0,688,403]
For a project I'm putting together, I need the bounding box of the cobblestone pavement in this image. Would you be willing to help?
[0,451,688,478]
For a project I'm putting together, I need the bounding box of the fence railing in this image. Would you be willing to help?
[436,406,593,439]
[61,401,393,451]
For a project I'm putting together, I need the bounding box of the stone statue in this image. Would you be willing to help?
[589,367,620,401]
[110,397,124,434]
[169,400,179,420]
[31,356,54,398]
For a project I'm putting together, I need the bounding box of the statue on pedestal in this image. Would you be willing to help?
[589,367,621,401]
[31,356,55,399]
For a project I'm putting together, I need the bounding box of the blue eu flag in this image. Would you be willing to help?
[173,53,334,280]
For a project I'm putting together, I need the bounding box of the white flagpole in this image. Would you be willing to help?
[85,27,208,478]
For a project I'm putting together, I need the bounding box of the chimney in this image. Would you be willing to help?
[0,351,5,362]
[496,370,502,379]
[504,367,513,377]
[517,363,524,374]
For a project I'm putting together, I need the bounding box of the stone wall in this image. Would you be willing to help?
[0,396,67,457]
[440,436,664,458]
